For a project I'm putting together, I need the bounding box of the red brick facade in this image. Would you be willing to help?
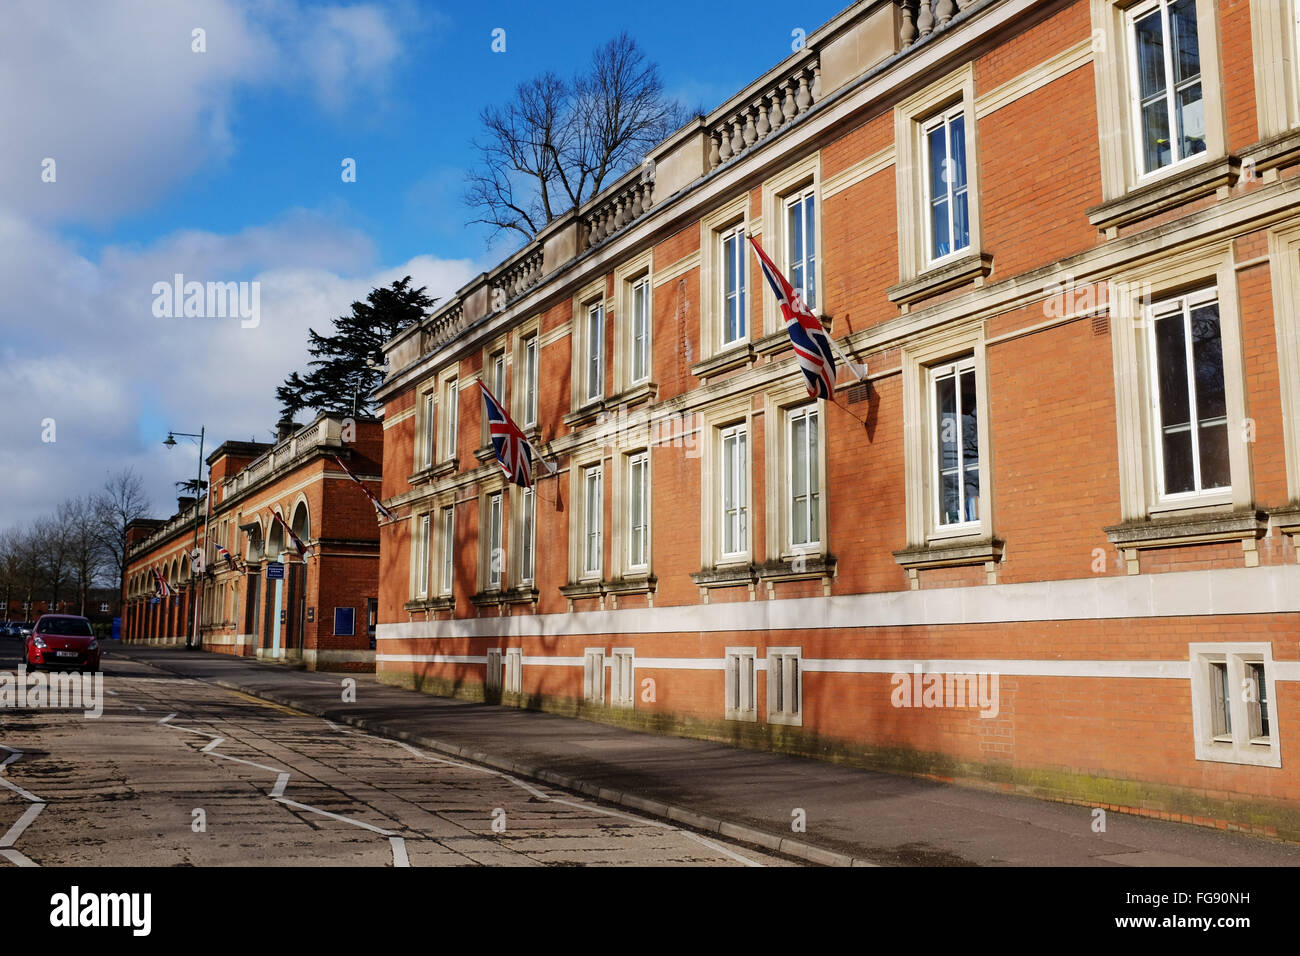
[370,0,1300,836]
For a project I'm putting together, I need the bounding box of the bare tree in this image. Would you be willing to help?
[64,496,104,615]
[35,508,73,610]
[466,33,685,241]
[94,467,151,603]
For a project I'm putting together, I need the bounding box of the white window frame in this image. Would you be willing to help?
[719,423,749,561]
[893,64,982,284]
[586,300,605,404]
[631,277,651,384]
[414,513,431,599]
[583,648,606,704]
[784,188,818,309]
[438,505,455,597]
[1124,0,1207,181]
[719,224,748,349]
[582,463,603,579]
[485,491,504,591]
[699,197,752,360]
[787,404,821,551]
[516,485,536,586]
[610,648,635,709]
[900,322,995,547]
[440,374,459,463]
[1189,643,1281,767]
[627,451,649,572]
[1089,0,1226,202]
[761,154,823,337]
[725,646,757,721]
[1144,287,1230,504]
[1108,243,1251,521]
[921,105,971,266]
[766,647,803,726]
[928,355,982,535]
[522,334,539,427]
[420,390,436,470]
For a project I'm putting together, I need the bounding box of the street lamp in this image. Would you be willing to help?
[164,427,205,650]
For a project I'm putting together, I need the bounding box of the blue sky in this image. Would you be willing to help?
[0,0,846,529]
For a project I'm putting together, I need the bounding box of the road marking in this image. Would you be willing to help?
[0,803,46,848]
[201,737,225,753]
[0,774,42,804]
[390,836,410,867]
[0,848,37,867]
[135,705,146,712]
[159,713,176,724]
[271,772,291,798]
[273,796,397,836]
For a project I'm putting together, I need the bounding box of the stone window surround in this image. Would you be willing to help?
[762,379,832,579]
[583,647,606,704]
[476,477,507,596]
[698,195,754,363]
[724,645,758,722]
[1187,642,1281,768]
[511,316,542,432]
[891,62,988,307]
[1087,0,1229,223]
[410,510,431,601]
[760,152,823,338]
[479,334,509,449]
[612,250,655,396]
[1104,242,1255,571]
[609,647,635,709]
[570,277,609,414]
[894,319,999,586]
[435,499,456,601]
[511,483,536,588]
[568,447,606,585]
[1250,0,1300,142]
[766,645,804,727]
[609,446,652,584]
[437,367,461,467]
[695,394,757,583]
[1265,221,1300,503]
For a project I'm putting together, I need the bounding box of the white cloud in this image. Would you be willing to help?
[0,0,411,225]
[0,214,477,530]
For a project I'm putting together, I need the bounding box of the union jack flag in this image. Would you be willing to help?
[479,381,547,488]
[271,510,311,559]
[216,544,244,574]
[151,566,174,598]
[332,454,396,522]
[749,236,837,399]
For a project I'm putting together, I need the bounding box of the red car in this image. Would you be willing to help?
[22,614,101,672]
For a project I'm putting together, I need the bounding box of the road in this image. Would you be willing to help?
[0,641,794,867]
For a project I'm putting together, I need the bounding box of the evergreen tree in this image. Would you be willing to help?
[277,277,438,420]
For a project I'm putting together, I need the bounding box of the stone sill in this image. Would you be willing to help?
[1105,510,1267,573]
[559,580,605,600]
[690,343,755,379]
[1246,130,1300,177]
[408,459,457,484]
[470,587,538,607]
[887,252,993,309]
[563,402,605,429]
[757,555,837,582]
[690,563,758,589]
[473,445,496,463]
[606,381,658,409]
[893,537,1003,571]
[1086,156,1240,233]
[1269,504,1300,533]
[603,574,657,596]
[405,597,454,613]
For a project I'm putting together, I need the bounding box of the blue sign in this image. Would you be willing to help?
[334,607,355,637]
[266,562,285,580]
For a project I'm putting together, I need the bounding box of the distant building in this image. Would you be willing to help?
[121,414,383,671]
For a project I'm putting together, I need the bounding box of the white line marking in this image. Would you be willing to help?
[106,690,118,696]
[324,719,341,731]
[390,836,410,867]
[159,713,175,724]
[0,848,37,867]
[273,797,397,836]
[0,803,46,848]
[0,775,42,804]
[207,751,289,776]
[679,831,765,867]
[201,738,224,753]
[135,705,146,712]
[0,752,20,772]
[271,773,291,798]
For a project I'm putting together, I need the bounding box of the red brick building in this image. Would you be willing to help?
[122,414,384,671]
[374,0,1300,836]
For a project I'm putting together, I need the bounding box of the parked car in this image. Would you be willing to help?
[23,614,100,672]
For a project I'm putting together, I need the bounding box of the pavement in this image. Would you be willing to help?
[113,643,1300,867]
